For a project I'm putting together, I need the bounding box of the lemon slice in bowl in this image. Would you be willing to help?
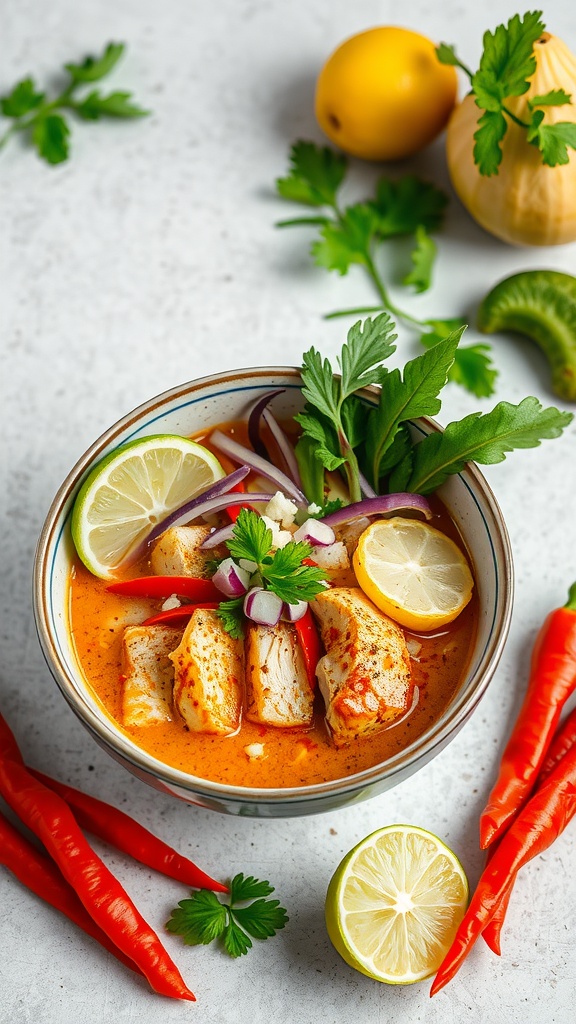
[325,824,469,985]
[71,435,225,579]
[352,517,474,631]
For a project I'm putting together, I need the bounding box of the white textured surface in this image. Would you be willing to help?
[2,1,576,1021]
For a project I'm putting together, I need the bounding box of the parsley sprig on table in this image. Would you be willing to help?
[216,509,329,638]
[295,314,573,499]
[166,873,288,958]
[276,141,497,398]
[0,42,148,164]
[437,11,576,174]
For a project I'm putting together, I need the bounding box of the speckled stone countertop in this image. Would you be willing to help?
[2,1,576,1021]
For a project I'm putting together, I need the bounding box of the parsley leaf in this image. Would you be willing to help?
[262,544,327,603]
[74,90,149,120]
[371,176,448,237]
[227,508,273,564]
[215,597,245,640]
[1,77,45,118]
[421,320,498,398]
[311,203,378,275]
[32,114,70,165]
[276,139,347,208]
[166,873,288,959]
[390,396,574,494]
[64,41,125,84]
[403,226,436,293]
[0,41,148,163]
[438,13,576,174]
[298,313,397,501]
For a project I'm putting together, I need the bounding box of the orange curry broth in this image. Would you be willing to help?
[68,421,478,789]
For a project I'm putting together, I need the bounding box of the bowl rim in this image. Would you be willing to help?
[33,365,514,810]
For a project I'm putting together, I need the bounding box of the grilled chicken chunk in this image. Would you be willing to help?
[169,608,244,735]
[121,625,183,727]
[150,525,215,578]
[245,622,314,728]
[311,587,412,748]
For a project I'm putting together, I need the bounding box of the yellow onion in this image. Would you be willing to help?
[446,32,576,246]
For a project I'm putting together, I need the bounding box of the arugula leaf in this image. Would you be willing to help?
[294,434,328,507]
[74,90,149,120]
[371,176,448,237]
[1,77,45,118]
[364,329,462,488]
[65,42,125,84]
[166,873,288,959]
[294,409,344,471]
[276,139,347,208]
[32,114,70,164]
[403,226,436,293]
[390,396,573,494]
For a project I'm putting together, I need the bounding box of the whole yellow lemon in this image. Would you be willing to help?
[315,26,458,161]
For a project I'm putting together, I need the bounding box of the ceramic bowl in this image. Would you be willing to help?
[33,368,514,817]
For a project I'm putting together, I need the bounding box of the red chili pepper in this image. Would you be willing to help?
[0,809,144,977]
[0,715,194,1001]
[29,767,228,893]
[431,740,576,995]
[482,703,576,956]
[480,582,576,849]
[294,607,322,690]
[143,602,219,626]
[107,575,219,601]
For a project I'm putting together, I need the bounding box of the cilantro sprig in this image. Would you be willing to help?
[166,873,288,958]
[276,141,498,398]
[295,314,573,499]
[215,509,329,637]
[0,42,148,164]
[437,11,576,174]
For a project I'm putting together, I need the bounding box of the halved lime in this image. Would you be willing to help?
[325,824,469,984]
[71,435,225,579]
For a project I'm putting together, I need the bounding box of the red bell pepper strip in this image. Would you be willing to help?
[143,602,219,626]
[482,703,576,956]
[107,575,219,601]
[431,739,576,995]
[0,715,194,1001]
[479,582,576,849]
[226,479,254,523]
[0,809,144,977]
[294,607,322,690]
[29,767,228,893]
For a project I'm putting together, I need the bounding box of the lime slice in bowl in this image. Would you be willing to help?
[71,434,225,579]
[325,824,469,984]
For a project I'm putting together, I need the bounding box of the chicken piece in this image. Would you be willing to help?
[169,608,244,735]
[311,587,413,748]
[121,625,183,727]
[245,622,314,728]
[150,525,215,578]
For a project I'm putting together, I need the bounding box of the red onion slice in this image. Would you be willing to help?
[261,408,303,489]
[244,587,283,627]
[146,490,275,547]
[282,599,308,622]
[212,558,251,598]
[201,523,236,550]
[248,389,285,458]
[210,430,307,505]
[318,493,433,528]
